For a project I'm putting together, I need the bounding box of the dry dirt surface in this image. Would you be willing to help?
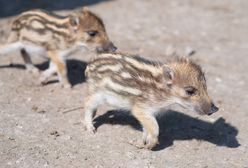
[0,0,248,167]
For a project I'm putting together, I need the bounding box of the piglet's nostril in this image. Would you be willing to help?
[111,45,117,52]
[107,42,117,52]
[98,42,117,53]
[211,103,219,113]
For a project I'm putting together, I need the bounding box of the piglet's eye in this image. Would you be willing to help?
[185,86,197,96]
[87,31,98,37]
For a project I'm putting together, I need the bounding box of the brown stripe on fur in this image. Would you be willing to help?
[21,36,43,45]
[90,58,120,69]
[111,73,165,94]
[121,60,163,84]
[15,11,69,28]
[105,85,137,97]
[12,14,71,37]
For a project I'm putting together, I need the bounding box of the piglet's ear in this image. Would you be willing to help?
[80,7,90,16]
[82,7,89,12]
[180,56,190,63]
[162,65,174,86]
[69,16,80,32]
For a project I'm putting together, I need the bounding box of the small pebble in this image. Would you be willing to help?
[50,131,60,137]
[185,46,196,56]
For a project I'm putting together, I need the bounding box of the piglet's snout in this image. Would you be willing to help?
[97,42,117,53]
[208,103,219,115]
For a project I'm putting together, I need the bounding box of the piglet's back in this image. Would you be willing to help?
[85,53,166,96]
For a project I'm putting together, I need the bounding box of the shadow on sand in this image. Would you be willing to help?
[0,59,87,86]
[0,0,113,18]
[93,110,240,151]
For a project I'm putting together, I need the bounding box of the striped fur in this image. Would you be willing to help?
[84,53,218,149]
[0,7,116,87]
[86,53,165,98]
[9,8,110,50]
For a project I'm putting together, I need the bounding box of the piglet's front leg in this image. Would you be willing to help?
[46,50,71,88]
[132,104,159,149]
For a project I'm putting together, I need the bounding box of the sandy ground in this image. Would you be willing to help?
[0,0,248,167]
